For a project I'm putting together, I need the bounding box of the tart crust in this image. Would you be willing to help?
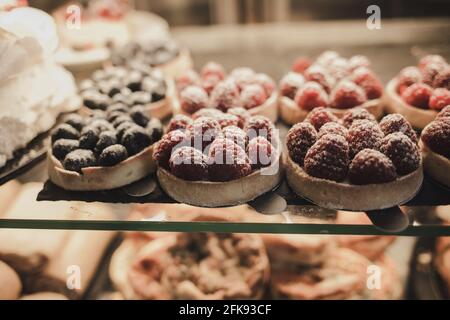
[48,145,156,191]
[385,78,438,129]
[420,141,450,188]
[278,95,384,126]
[285,154,423,211]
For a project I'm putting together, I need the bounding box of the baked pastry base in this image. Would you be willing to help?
[48,145,156,191]
[420,141,450,188]
[385,78,438,129]
[278,95,384,126]
[285,154,423,211]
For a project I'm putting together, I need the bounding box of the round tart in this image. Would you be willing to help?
[285,108,423,211]
[279,52,385,125]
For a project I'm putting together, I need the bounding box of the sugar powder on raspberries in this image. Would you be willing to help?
[347,119,384,158]
[349,149,397,185]
[286,122,318,166]
[380,132,421,175]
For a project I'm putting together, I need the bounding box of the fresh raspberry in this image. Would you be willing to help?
[240,84,268,109]
[347,119,384,158]
[245,115,275,144]
[304,134,349,182]
[305,107,339,131]
[252,73,275,96]
[200,62,226,80]
[279,72,305,99]
[153,130,188,169]
[437,105,450,119]
[433,66,450,90]
[316,51,340,66]
[348,55,371,71]
[330,80,367,109]
[401,83,432,109]
[294,81,328,111]
[186,116,221,151]
[396,66,423,94]
[176,70,200,91]
[229,67,256,90]
[421,118,450,158]
[247,137,274,169]
[418,55,447,70]
[208,138,252,181]
[304,65,334,93]
[318,122,348,139]
[349,149,397,185]
[379,114,418,144]
[341,107,376,128]
[327,57,350,80]
[179,85,209,114]
[227,107,250,129]
[222,125,247,149]
[166,114,192,133]
[216,113,240,129]
[422,63,442,86]
[292,56,312,73]
[169,146,209,181]
[286,122,318,166]
[351,67,383,99]
[380,132,421,175]
[209,80,241,112]
[201,74,221,95]
[429,88,450,111]
[192,108,223,120]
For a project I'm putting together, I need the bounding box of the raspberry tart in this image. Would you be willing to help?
[154,111,282,207]
[48,109,163,191]
[420,105,450,187]
[386,54,450,129]
[79,65,174,120]
[285,108,423,211]
[171,62,279,122]
[279,51,384,125]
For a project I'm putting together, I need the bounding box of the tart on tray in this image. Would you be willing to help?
[279,51,385,125]
[385,54,450,129]
[154,110,283,207]
[420,105,450,187]
[285,107,423,211]
[171,62,279,122]
[48,106,163,191]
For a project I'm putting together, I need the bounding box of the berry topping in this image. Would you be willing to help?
[130,105,150,127]
[153,130,188,169]
[95,131,118,153]
[63,149,97,172]
[222,126,247,149]
[418,55,447,70]
[252,73,275,96]
[279,72,305,99]
[79,127,100,150]
[286,122,318,166]
[292,56,312,73]
[341,107,376,128]
[112,114,133,128]
[379,114,418,144]
[179,86,209,114]
[247,137,274,169]
[52,139,79,161]
[304,65,334,93]
[380,132,421,175]
[437,105,450,119]
[240,84,267,109]
[201,75,221,95]
[146,118,163,143]
[201,62,226,80]
[348,55,371,71]
[89,119,115,133]
[304,107,338,131]
[349,149,397,185]
[327,57,350,80]
[245,115,275,144]
[318,122,348,139]
[330,80,367,109]
[186,117,222,151]
[121,126,152,156]
[396,66,423,94]
[433,66,450,90]
[229,67,255,90]
[304,134,349,182]
[116,122,137,141]
[351,67,383,99]
[98,144,129,167]
[347,119,384,158]
[316,51,339,66]
[294,81,328,111]
[401,83,432,109]
[192,108,223,120]
[422,63,442,87]
[63,114,85,131]
[216,113,240,129]
[169,146,209,181]
[227,107,250,129]
[421,118,450,158]
[209,80,241,112]
[166,114,192,133]
[51,124,80,143]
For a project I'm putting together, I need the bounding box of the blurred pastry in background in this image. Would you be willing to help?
[0,260,22,300]
[0,180,21,214]
[369,254,402,300]
[20,292,68,300]
[435,237,450,295]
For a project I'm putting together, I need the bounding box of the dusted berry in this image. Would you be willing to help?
[79,127,100,150]
[116,122,137,141]
[437,105,450,119]
[201,62,226,80]
[124,71,142,92]
[348,55,371,71]
[421,118,450,158]
[107,111,125,124]
[192,108,222,120]
[292,56,312,74]
[63,149,97,172]
[401,83,432,109]
[179,85,209,114]
[88,109,107,121]
[279,72,305,99]
[146,118,163,144]
[98,144,129,167]
[328,57,350,80]
[167,114,192,133]
[107,102,128,114]
[121,126,152,156]
[222,125,247,149]
[351,67,383,99]
[169,147,209,181]
[347,119,384,158]
[418,55,447,70]
[304,107,338,131]
[130,105,150,127]
[396,66,423,94]
[240,84,267,109]
[228,107,250,129]
[153,130,188,169]
[63,114,85,131]
[95,131,117,153]
[129,91,153,106]
[341,107,376,128]
[379,114,418,144]
[186,116,222,151]
[294,81,328,111]
[304,65,334,93]
[216,113,240,129]
[422,63,442,87]
[304,134,349,182]
[286,122,318,166]
[316,51,340,66]
[51,124,80,143]
[349,149,397,185]
[209,80,241,112]
[208,138,252,182]
[318,122,348,139]
[252,73,275,96]
[330,80,367,109]
[433,66,450,90]
[201,74,221,95]
[52,139,79,161]
[247,137,274,169]
[380,132,421,175]
[245,115,275,144]
[112,114,133,128]
[89,119,115,133]
[229,67,255,90]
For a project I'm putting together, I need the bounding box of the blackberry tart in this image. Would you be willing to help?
[279,52,384,125]
[285,107,423,211]
[79,65,174,120]
[171,62,279,122]
[385,54,450,129]
[154,111,283,207]
[48,110,163,191]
